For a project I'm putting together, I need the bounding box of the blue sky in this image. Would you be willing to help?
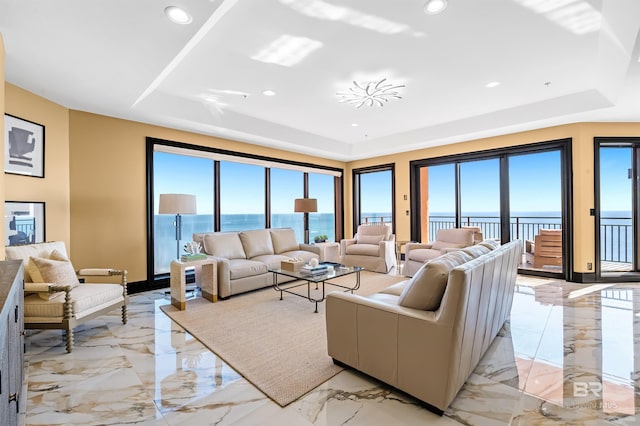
[156,147,633,216]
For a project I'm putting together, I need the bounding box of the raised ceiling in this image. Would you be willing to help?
[1,0,640,161]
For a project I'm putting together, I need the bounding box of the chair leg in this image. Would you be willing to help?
[65,329,74,353]
[121,305,128,324]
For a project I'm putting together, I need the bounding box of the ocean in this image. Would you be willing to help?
[154,211,634,273]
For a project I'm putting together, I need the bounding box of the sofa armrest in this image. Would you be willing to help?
[299,243,320,255]
[405,242,433,253]
[207,256,231,299]
[326,291,455,410]
[340,238,356,255]
[77,268,128,296]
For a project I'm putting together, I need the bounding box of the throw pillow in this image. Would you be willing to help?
[357,234,384,245]
[479,239,500,250]
[27,249,75,300]
[29,256,80,290]
[462,244,491,258]
[398,250,472,311]
[270,228,299,254]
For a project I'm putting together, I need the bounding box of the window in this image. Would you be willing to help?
[353,165,395,232]
[271,168,304,240]
[148,139,343,281]
[153,151,213,274]
[309,172,336,242]
[220,161,265,231]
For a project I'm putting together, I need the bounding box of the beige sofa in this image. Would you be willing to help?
[326,239,520,414]
[404,227,477,277]
[192,228,320,299]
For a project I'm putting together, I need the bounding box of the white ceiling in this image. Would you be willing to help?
[1,0,640,161]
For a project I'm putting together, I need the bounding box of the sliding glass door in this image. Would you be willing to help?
[411,139,571,279]
[596,141,638,276]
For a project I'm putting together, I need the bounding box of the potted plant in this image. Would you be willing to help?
[314,234,328,243]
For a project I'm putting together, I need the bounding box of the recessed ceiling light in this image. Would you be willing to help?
[351,123,359,127]
[165,6,192,24]
[485,81,500,88]
[263,90,276,96]
[424,0,448,14]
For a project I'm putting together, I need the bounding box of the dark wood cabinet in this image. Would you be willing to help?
[0,260,24,426]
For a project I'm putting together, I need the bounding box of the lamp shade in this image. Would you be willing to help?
[159,194,197,215]
[294,198,317,213]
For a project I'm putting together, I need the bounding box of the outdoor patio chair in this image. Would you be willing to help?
[525,228,562,268]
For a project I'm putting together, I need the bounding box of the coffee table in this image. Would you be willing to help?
[270,264,363,312]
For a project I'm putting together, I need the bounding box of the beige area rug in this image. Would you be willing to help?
[160,271,407,406]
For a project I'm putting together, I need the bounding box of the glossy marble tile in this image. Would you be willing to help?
[22,278,640,425]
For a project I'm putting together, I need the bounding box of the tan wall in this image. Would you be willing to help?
[347,123,640,273]
[69,110,345,282]
[0,34,5,257]
[4,84,71,251]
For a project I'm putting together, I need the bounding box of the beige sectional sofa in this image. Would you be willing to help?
[326,239,521,414]
[192,228,320,299]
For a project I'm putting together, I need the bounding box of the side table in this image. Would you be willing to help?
[170,258,217,310]
[395,240,414,272]
[313,242,340,262]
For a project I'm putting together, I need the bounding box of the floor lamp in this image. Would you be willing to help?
[294,198,317,244]
[159,194,197,259]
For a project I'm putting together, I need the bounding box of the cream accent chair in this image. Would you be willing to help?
[5,241,128,352]
[404,228,476,277]
[340,224,396,273]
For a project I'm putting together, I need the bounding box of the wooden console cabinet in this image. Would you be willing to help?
[0,260,24,426]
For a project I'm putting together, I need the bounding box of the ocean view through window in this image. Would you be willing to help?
[151,141,342,277]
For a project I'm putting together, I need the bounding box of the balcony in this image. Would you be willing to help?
[426,215,633,272]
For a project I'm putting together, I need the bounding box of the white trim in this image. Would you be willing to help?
[154,144,342,177]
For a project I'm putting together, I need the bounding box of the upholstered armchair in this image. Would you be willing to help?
[404,228,476,277]
[5,241,128,352]
[340,224,396,273]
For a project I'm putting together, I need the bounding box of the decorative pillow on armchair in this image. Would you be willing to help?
[29,252,80,300]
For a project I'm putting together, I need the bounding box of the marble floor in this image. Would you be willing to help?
[21,275,640,425]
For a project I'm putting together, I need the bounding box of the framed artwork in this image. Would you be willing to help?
[4,114,45,178]
[5,201,45,246]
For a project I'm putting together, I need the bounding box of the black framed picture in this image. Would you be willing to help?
[5,201,45,246]
[4,114,45,178]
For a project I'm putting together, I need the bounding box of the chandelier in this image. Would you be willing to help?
[336,78,405,108]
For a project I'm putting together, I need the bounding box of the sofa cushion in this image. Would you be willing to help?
[345,244,379,256]
[240,229,275,258]
[398,250,473,310]
[228,259,269,280]
[378,280,410,296]
[269,228,300,254]
[407,248,441,263]
[479,239,500,250]
[462,244,491,258]
[23,283,124,319]
[357,234,384,245]
[280,250,318,263]
[203,233,246,259]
